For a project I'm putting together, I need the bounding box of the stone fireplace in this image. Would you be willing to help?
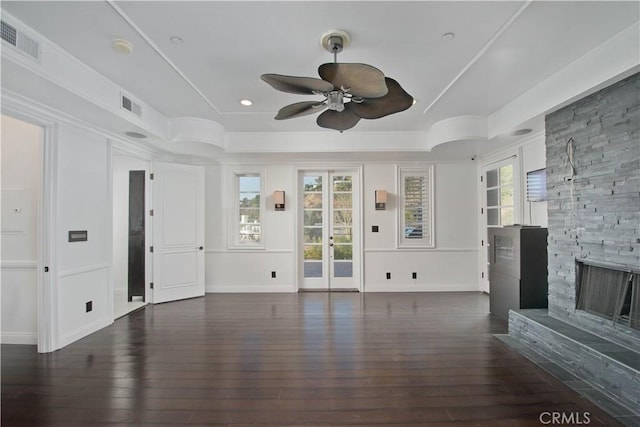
[505,72,640,419]
[545,72,640,350]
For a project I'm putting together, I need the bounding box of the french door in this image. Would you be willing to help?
[299,169,361,291]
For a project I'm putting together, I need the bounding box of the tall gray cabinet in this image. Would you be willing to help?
[488,226,548,321]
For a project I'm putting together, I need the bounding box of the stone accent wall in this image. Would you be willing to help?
[545,73,640,330]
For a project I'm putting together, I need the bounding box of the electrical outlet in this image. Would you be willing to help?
[412,272,417,279]
[86,301,93,313]
[271,271,276,278]
[386,272,391,280]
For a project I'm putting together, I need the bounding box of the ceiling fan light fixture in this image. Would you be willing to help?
[327,90,344,112]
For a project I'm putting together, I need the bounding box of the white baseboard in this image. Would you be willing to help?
[1,331,37,345]
[206,284,295,293]
[363,283,480,292]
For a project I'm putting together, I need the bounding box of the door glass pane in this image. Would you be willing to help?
[303,228,322,243]
[501,207,514,225]
[500,186,513,205]
[333,210,352,226]
[333,228,352,244]
[500,165,513,185]
[486,170,498,187]
[304,244,322,260]
[334,262,353,278]
[304,193,322,209]
[487,208,499,226]
[333,193,352,208]
[304,261,322,278]
[304,175,322,191]
[487,188,499,207]
[334,244,352,260]
[333,176,352,191]
[304,211,322,226]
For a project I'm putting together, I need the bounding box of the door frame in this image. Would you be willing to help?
[295,165,363,292]
[2,104,58,353]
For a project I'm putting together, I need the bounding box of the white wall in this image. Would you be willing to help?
[363,162,478,291]
[206,164,296,292]
[1,115,41,344]
[112,154,151,294]
[55,123,112,348]
[205,160,479,292]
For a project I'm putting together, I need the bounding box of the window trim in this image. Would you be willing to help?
[229,167,265,250]
[396,164,435,249]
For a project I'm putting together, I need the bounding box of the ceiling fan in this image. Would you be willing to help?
[261,30,414,131]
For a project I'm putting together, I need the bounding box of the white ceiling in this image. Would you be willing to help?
[1,1,638,148]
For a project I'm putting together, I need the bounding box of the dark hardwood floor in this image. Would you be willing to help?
[2,292,621,426]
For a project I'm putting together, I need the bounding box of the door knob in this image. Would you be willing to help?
[329,242,334,247]
[198,246,204,250]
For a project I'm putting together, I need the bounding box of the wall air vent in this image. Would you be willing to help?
[121,94,142,117]
[1,20,40,61]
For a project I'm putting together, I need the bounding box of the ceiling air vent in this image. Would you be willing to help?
[1,20,40,61]
[121,94,142,117]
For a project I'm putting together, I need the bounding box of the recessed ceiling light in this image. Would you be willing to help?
[240,99,253,106]
[125,131,147,139]
[170,36,183,45]
[441,32,455,41]
[112,38,133,54]
[512,128,532,136]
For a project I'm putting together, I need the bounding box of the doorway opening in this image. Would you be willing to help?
[112,156,149,318]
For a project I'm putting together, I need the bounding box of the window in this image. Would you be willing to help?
[526,168,547,202]
[231,169,264,248]
[397,165,434,248]
[486,163,514,226]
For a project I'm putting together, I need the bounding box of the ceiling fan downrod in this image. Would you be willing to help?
[327,35,343,63]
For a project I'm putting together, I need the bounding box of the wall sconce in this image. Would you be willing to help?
[273,190,285,211]
[375,190,387,210]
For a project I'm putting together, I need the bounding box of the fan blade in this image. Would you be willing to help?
[316,103,361,131]
[351,78,413,119]
[275,101,326,120]
[318,63,388,98]
[261,74,334,95]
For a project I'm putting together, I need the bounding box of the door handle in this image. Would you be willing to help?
[198,246,204,250]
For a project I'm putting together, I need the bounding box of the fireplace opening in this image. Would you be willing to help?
[576,260,639,330]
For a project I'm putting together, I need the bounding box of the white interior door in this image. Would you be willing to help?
[151,162,205,303]
[299,170,360,291]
